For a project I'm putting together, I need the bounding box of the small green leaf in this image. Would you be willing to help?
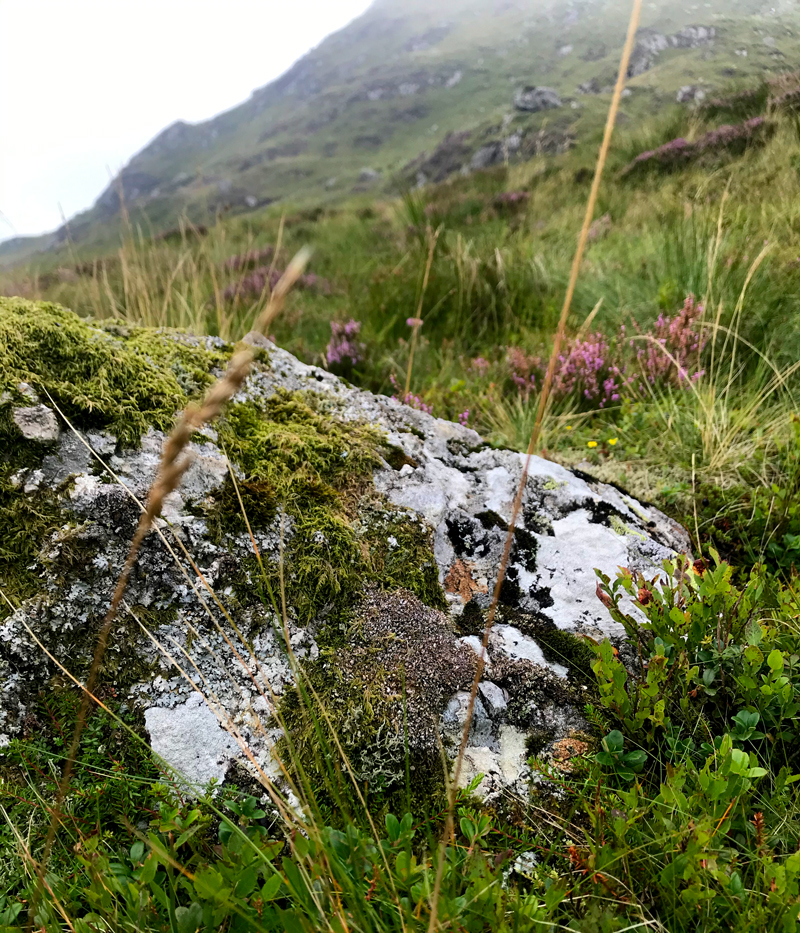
[175,902,203,933]
[261,874,282,901]
[768,649,784,672]
[235,865,259,898]
[385,813,400,842]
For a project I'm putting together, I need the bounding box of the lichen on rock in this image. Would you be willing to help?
[0,299,690,803]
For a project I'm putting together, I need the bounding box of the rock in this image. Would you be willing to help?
[442,691,494,747]
[677,85,706,104]
[12,404,60,443]
[403,130,473,184]
[513,86,562,113]
[671,26,715,49]
[358,167,381,183]
[628,32,669,77]
[628,26,715,77]
[0,299,690,800]
[478,681,507,718]
[145,692,240,788]
[470,142,504,170]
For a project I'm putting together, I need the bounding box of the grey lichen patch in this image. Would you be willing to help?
[281,588,477,803]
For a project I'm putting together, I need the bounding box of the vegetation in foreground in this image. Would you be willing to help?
[5,71,800,932]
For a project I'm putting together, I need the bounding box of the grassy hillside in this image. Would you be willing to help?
[6,61,800,573]
[5,0,800,263]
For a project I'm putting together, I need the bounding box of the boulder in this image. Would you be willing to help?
[677,85,706,104]
[0,298,690,802]
[470,142,504,170]
[628,32,669,77]
[513,86,562,113]
[670,26,715,49]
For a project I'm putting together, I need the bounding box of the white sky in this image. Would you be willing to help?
[0,0,373,239]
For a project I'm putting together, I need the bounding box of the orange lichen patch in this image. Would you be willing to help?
[549,735,590,771]
[443,558,487,603]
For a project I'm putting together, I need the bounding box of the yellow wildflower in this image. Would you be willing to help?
[566,425,573,431]
[587,441,598,448]
[608,437,618,446]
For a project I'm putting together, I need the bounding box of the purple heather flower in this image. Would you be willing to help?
[326,319,365,367]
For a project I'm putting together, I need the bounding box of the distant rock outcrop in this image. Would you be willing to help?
[628,25,715,77]
[513,86,562,112]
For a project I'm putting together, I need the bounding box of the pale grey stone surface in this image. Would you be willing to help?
[12,404,60,443]
[145,692,240,788]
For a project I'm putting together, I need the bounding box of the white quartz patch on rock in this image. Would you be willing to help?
[489,624,568,678]
[145,692,239,790]
[457,725,530,794]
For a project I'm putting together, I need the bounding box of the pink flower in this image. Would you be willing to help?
[326,319,365,367]
[470,356,490,374]
[389,373,433,414]
[406,317,424,328]
[458,409,470,426]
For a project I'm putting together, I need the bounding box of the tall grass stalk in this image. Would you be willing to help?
[427,0,644,927]
[405,225,441,396]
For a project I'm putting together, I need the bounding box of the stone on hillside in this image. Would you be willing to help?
[628,32,669,77]
[677,85,706,104]
[403,130,473,184]
[513,86,562,113]
[671,26,715,48]
[0,299,690,800]
[470,142,504,170]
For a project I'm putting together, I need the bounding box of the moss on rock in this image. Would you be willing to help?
[0,296,226,446]
[0,297,229,617]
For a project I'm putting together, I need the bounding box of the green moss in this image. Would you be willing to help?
[357,503,447,611]
[213,389,446,621]
[0,299,230,618]
[0,297,227,446]
[279,589,460,818]
[608,514,646,540]
[525,728,556,758]
[383,444,419,471]
[533,628,597,687]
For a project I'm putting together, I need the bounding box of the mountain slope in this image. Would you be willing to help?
[12,0,800,259]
